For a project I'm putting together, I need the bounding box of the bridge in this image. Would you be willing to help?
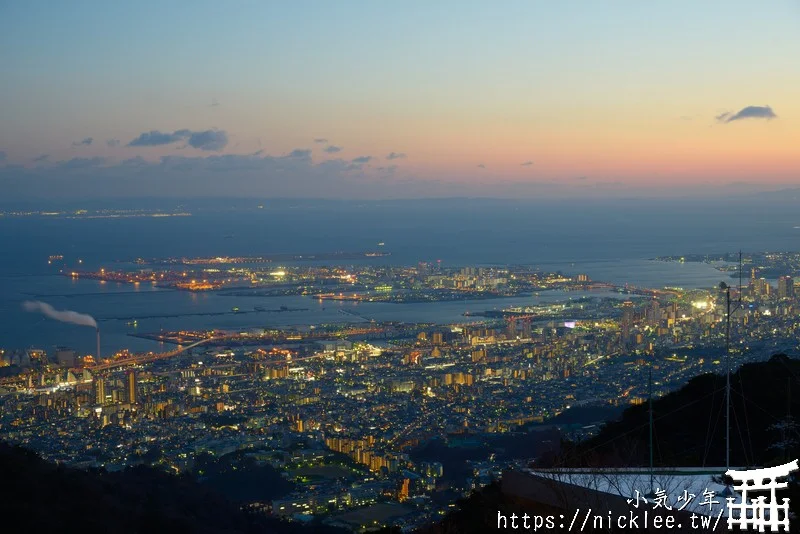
[91,337,218,371]
[0,337,217,391]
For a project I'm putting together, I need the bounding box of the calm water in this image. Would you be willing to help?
[1,199,798,355]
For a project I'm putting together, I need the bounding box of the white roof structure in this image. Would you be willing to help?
[522,467,733,518]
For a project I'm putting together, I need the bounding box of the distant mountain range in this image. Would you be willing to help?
[4,188,800,212]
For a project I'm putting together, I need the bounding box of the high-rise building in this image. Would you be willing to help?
[521,319,532,339]
[126,370,137,404]
[716,285,728,309]
[398,478,410,502]
[752,278,772,299]
[646,299,661,323]
[778,276,795,299]
[620,301,634,346]
[506,319,516,339]
[94,377,106,405]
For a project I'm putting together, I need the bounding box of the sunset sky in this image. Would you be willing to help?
[1,1,799,199]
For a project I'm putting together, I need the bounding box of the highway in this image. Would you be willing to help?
[91,337,218,371]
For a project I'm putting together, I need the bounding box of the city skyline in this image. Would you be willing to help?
[4,4,800,530]
[2,1,800,199]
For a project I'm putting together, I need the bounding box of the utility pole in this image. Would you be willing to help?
[649,364,654,495]
[726,284,731,472]
[645,341,656,499]
[720,251,743,495]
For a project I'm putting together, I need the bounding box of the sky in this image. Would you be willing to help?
[1,1,799,200]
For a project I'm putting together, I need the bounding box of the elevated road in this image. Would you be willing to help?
[91,337,218,371]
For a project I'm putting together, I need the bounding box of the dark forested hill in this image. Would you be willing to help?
[0,442,344,534]
[421,354,800,533]
[555,353,800,469]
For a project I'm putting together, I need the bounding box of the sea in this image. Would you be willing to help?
[1,197,799,356]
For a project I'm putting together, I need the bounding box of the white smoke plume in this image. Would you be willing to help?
[22,301,98,329]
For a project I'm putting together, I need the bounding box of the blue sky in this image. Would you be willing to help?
[1,1,799,199]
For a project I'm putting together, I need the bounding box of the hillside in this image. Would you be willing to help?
[421,354,800,533]
[556,353,800,469]
[0,442,343,534]
[5,355,799,533]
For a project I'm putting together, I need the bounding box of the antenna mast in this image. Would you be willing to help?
[649,364,654,494]
[727,253,742,466]
[723,251,743,491]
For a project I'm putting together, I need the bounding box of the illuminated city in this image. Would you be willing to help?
[2,248,800,530]
[3,2,800,532]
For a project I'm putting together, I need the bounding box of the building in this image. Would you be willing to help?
[126,370,137,404]
[318,340,353,353]
[521,319,532,339]
[506,319,516,339]
[778,276,794,300]
[54,348,77,367]
[398,478,410,502]
[94,377,106,405]
[620,301,635,346]
[501,468,727,532]
[755,278,772,298]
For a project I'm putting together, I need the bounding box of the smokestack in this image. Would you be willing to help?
[96,328,101,362]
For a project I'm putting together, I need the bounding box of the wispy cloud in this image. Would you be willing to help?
[106,139,120,147]
[186,129,228,151]
[3,148,791,201]
[520,161,533,166]
[287,148,312,159]
[386,152,406,160]
[477,163,486,169]
[128,130,187,147]
[33,154,49,162]
[352,156,372,164]
[324,145,343,153]
[313,138,329,144]
[72,137,93,147]
[127,129,228,151]
[120,156,148,167]
[210,98,220,107]
[716,105,777,123]
[57,157,106,170]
